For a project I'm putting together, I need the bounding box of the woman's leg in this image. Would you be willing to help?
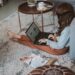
[8,31,69,55]
[7,31,36,48]
[17,36,55,54]
[7,31,21,39]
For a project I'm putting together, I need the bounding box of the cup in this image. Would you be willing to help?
[27,0,36,7]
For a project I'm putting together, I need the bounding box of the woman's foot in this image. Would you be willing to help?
[7,31,21,39]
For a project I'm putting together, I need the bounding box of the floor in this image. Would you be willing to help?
[0,1,75,75]
[0,0,25,21]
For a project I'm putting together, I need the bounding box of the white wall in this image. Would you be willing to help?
[70,18,75,60]
[0,0,3,4]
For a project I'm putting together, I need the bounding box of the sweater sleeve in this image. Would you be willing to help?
[46,27,70,49]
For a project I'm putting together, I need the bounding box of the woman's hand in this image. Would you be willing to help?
[48,34,57,41]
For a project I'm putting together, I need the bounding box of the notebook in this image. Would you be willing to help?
[25,22,50,45]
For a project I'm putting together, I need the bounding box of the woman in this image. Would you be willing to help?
[8,3,74,55]
[39,3,74,49]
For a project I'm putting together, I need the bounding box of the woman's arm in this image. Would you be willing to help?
[47,27,70,49]
[48,33,58,41]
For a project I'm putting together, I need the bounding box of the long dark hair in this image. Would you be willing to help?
[55,3,74,35]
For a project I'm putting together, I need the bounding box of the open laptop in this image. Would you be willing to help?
[25,22,50,45]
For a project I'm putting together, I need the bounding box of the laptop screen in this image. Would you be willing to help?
[26,23,40,42]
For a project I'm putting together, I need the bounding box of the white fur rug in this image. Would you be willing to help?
[0,11,75,75]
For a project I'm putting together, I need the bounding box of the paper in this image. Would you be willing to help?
[25,54,48,68]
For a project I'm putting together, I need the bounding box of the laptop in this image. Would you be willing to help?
[25,22,50,45]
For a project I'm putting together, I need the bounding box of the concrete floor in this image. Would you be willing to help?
[0,0,25,21]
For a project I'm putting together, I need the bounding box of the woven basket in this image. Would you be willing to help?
[28,65,75,75]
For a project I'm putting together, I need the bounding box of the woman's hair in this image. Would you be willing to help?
[55,3,74,35]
